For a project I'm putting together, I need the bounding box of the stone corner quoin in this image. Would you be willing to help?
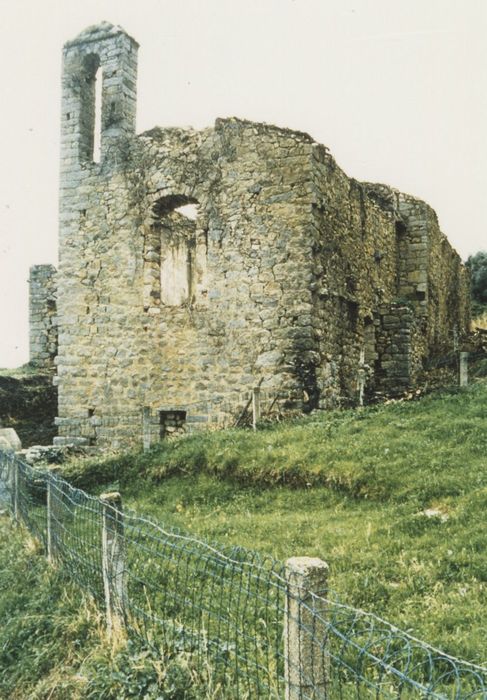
[28,22,470,450]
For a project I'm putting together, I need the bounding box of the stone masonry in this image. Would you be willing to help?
[29,23,469,449]
[29,264,57,370]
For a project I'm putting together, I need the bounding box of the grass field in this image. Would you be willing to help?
[1,380,486,697]
[61,380,487,665]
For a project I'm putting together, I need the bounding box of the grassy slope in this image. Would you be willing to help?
[63,381,487,665]
[1,382,486,697]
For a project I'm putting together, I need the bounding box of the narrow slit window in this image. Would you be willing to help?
[93,66,102,163]
[79,53,100,164]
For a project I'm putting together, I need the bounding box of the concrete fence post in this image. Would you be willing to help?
[252,387,261,431]
[285,556,330,699]
[357,349,367,407]
[101,492,127,637]
[459,352,468,387]
[142,407,152,451]
[357,368,366,408]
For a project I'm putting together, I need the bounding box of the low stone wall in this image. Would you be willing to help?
[54,388,297,449]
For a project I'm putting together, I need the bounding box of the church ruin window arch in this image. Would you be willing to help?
[78,53,102,164]
[143,194,208,311]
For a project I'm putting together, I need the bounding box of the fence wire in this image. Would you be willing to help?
[0,451,486,698]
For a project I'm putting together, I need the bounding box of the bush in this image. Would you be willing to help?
[466,251,487,304]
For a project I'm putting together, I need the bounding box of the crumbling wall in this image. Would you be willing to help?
[50,22,470,449]
[362,185,470,392]
[425,220,470,353]
[375,304,419,394]
[56,38,319,448]
[309,151,401,406]
[29,265,57,371]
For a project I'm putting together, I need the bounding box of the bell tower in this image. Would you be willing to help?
[60,22,138,170]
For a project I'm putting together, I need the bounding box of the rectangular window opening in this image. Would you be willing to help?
[159,410,187,439]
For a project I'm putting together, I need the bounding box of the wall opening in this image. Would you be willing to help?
[79,53,101,163]
[395,221,407,237]
[143,195,207,311]
[93,66,102,163]
[160,215,195,306]
[174,203,198,221]
[159,410,186,439]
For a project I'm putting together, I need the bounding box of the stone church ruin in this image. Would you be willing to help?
[28,23,469,449]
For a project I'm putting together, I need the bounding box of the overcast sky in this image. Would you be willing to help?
[0,0,486,367]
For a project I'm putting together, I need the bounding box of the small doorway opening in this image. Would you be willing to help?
[159,410,187,439]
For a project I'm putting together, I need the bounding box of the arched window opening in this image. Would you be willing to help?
[79,54,101,164]
[143,195,207,311]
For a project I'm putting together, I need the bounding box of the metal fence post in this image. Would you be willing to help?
[252,387,261,431]
[285,556,329,699]
[101,492,127,637]
[459,352,468,387]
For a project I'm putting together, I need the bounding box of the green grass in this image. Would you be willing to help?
[62,382,487,665]
[2,381,486,696]
[0,517,230,699]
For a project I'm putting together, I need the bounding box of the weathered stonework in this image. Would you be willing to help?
[29,264,57,370]
[35,23,469,449]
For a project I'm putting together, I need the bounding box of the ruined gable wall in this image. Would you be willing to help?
[56,118,320,447]
[54,22,470,447]
[141,119,318,404]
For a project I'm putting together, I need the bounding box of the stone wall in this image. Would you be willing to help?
[55,111,319,447]
[375,304,417,394]
[29,265,57,371]
[309,153,400,406]
[47,23,470,449]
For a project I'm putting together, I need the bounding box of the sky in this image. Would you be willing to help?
[0,0,486,367]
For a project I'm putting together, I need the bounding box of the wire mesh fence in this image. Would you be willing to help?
[0,450,486,698]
